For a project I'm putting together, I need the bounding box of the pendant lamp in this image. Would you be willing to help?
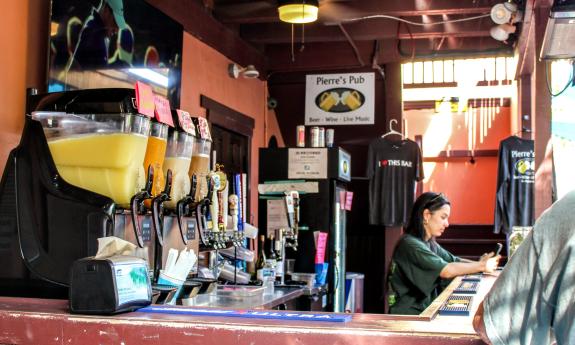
[278,0,319,24]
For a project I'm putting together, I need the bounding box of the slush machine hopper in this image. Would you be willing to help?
[0,89,153,297]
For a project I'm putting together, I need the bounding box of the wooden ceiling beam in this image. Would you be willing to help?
[145,0,267,75]
[214,0,494,24]
[243,18,494,44]
[265,38,510,74]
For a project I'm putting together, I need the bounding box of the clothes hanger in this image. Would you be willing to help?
[381,119,405,139]
[512,126,532,138]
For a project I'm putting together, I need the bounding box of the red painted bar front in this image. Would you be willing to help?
[0,275,495,344]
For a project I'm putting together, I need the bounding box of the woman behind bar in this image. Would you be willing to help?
[388,192,500,315]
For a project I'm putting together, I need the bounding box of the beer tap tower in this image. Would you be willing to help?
[258,147,351,312]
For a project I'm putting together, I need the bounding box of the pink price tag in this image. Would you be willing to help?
[153,95,174,127]
[176,109,195,135]
[135,82,155,118]
[344,191,353,211]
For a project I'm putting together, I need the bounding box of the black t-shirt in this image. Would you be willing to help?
[366,138,424,226]
[494,136,535,234]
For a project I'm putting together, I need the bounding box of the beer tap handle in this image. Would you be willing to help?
[129,165,154,248]
[206,175,214,200]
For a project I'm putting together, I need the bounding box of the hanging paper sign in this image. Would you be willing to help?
[305,72,375,126]
[176,109,196,135]
[135,81,155,118]
[154,95,174,127]
[193,117,212,140]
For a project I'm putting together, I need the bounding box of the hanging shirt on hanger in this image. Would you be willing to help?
[494,136,535,234]
[366,138,424,226]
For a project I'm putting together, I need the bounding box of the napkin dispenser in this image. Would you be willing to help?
[69,256,152,314]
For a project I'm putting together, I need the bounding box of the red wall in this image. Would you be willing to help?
[180,34,277,225]
[405,104,511,224]
[0,1,31,173]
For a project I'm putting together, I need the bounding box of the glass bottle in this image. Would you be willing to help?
[255,235,266,270]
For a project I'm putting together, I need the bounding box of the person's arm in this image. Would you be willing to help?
[473,302,492,344]
[439,254,499,279]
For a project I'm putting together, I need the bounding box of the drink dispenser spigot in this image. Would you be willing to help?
[130,165,155,248]
[151,169,172,282]
[176,175,198,245]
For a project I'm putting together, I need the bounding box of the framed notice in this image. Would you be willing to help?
[288,149,328,179]
[305,72,375,125]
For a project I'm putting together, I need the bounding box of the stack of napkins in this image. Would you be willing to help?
[163,248,197,282]
[95,236,148,261]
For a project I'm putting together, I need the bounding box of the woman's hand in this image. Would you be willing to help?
[480,252,500,273]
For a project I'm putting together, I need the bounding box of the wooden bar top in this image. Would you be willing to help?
[0,275,496,345]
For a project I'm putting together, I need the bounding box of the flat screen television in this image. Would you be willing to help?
[48,0,183,107]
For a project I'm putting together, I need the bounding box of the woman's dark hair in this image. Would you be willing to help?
[404,192,450,241]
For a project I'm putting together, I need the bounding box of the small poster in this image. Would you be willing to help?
[305,72,375,125]
[288,148,328,179]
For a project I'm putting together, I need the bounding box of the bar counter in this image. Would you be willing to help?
[0,275,496,345]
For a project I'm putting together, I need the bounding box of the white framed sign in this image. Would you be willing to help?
[305,72,375,125]
[288,148,328,179]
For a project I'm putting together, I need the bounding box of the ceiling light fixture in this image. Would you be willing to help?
[489,2,522,43]
[490,23,517,42]
[278,0,319,24]
[490,2,519,24]
[228,63,260,79]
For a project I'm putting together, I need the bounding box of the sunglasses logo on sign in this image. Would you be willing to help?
[315,88,365,113]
